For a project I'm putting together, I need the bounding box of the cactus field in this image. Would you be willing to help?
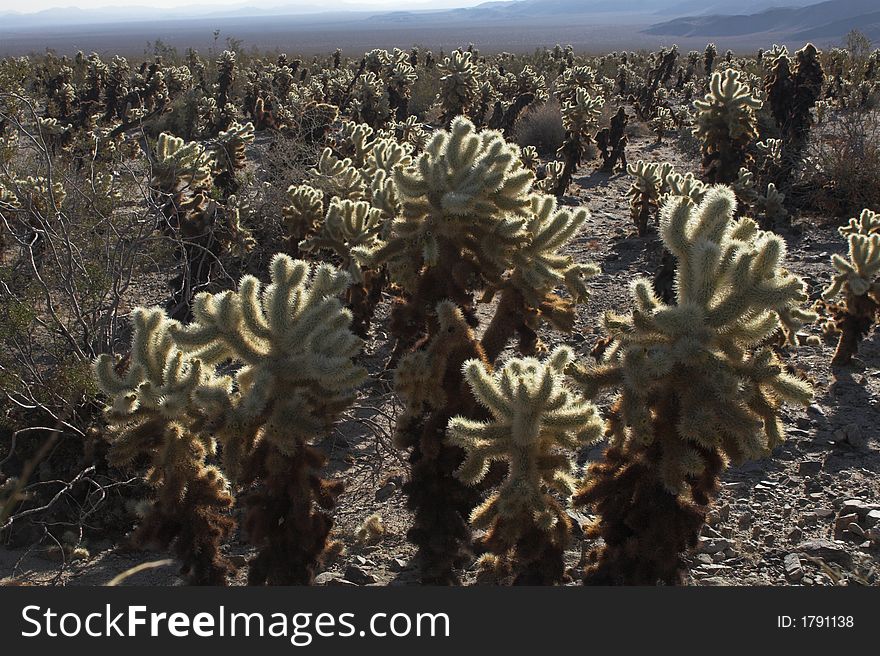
[0,40,879,587]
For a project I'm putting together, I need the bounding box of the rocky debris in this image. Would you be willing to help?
[784,553,804,582]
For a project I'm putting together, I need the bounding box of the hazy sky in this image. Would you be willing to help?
[0,0,485,12]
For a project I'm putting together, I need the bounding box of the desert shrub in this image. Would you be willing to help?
[514,100,565,156]
[805,107,880,218]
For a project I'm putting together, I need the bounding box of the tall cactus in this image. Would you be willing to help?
[448,347,603,584]
[437,50,479,126]
[172,255,366,584]
[693,69,762,184]
[360,117,538,583]
[93,309,235,585]
[555,88,603,197]
[568,187,815,584]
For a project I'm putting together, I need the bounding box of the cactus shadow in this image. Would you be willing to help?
[816,366,880,473]
[573,168,624,191]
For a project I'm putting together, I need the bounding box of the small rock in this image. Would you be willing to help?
[696,554,713,565]
[375,482,398,502]
[797,538,853,568]
[697,537,731,554]
[798,461,822,476]
[834,424,867,450]
[800,512,818,526]
[864,510,880,529]
[788,527,803,542]
[738,512,752,529]
[314,572,346,586]
[784,553,804,582]
[702,525,723,539]
[344,565,376,585]
[835,513,860,537]
[847,523,865,538]
[841,499,877,518]
[388,557,409,573]
[566,510,590,539]
[815,507,835,519]
[696,564,731,575]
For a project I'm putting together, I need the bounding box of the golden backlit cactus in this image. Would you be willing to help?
[172,254,366,584]
[693,69,762,183]
[448,347,603,584]
[93,308,235,585]
[363,116,532,306]
[309,148,367,200]
[555,88,604,197]
[482,194,599,361]
[437,50,479,125]
[569,186,815,584]
[283,183,325,249]
[300,198,386,336]
[821,209,880,365]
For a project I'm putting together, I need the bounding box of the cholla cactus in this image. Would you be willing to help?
[93,308,235,584]
[437,50,479,126]
[596,106,629,173]
[364,116,532,316]
[662,171,708,207]
[350,71,392,128]
[626,160,663,236]
[555,88,604,197]
[569,187,815,584]
[693,69,762,183]
[650,106,675,144]
[211,120,254,196]
[172,254,366,584]
[520,145,540,171]
[300,198,385,336]
[447,347,603,584]
[215,50,236,110]
[481,195,600,361]
[391,301,490,584]
[150,132,213,217]
[363,117,541,583]
[755,183,789,228]
[283,184,325,249]
[309,148,366,200]
[821,209,880,365]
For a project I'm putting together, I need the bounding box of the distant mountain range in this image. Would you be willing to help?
[0,0,824,29]
[0,0,855,56]
[645,0,880,41]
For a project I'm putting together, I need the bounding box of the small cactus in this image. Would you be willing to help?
[448,347,603,584]
[822,209,880,365]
